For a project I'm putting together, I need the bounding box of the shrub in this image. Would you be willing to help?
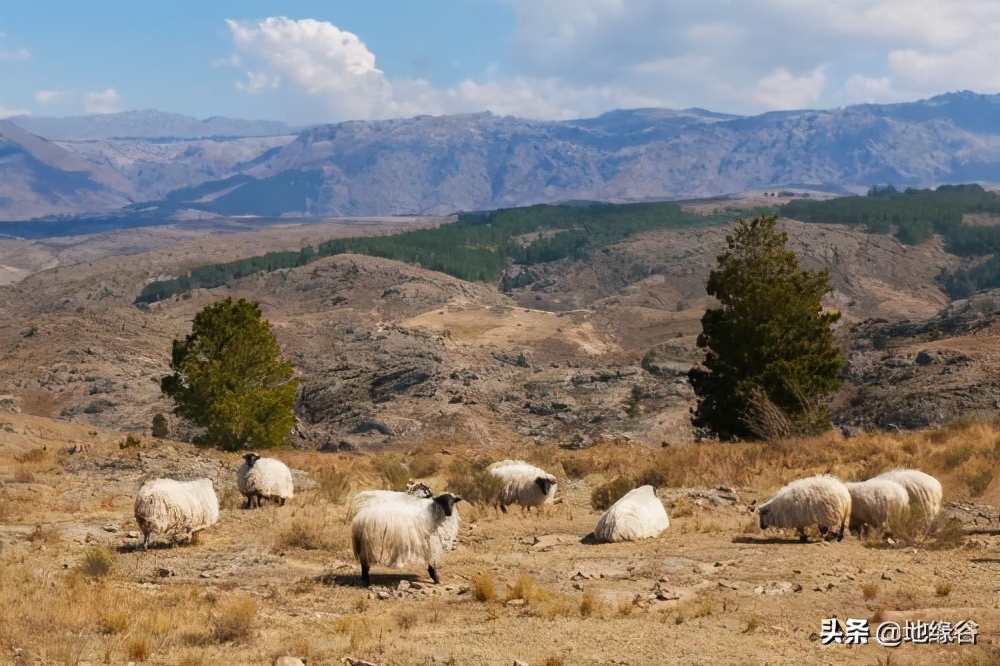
[119,433,142,450]
[151,413,169,439]
[590,476,634,511]
[446,457,504,506]
[470,573,498,603]
[211,594,258,643]
[80,545,116,578]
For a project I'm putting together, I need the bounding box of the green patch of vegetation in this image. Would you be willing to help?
[135,201,761,304]
[780,184,1000,298]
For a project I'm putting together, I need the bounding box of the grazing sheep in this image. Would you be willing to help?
[351,492,462,586]
[593,485,670,543]
[237,453,294,508]
[845,479,910,535]
[757,474,852,542]
[133,478,219,550]
[872,469,942,520]
[487,459,557,513]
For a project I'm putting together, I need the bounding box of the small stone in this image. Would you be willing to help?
[456,585,470,595]
[157,568,174,578]
[103,525,117,533]
[507,599,526,607]
[793,569,801,574]
[397,580,410,592]
[199,572,211,578]
[514,661,529,666]
[826,583,835,590]
[793,583,803,592]
[127,531,139,539]
[881,572,893,581]
[376,590,391,600]
[572,582,584,590]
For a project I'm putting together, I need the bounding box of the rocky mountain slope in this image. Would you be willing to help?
[2,92,998,222]
[8,109,298,140]
[0,204,981,449]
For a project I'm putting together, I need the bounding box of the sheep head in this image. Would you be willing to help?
[433,494,462,517]
[758,506,770,530]
[243,452,261,468]
[535,477,555,496]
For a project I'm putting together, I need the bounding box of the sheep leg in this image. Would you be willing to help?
[279,497,286,507]
[360,563,371,587]
[428,565,440,584]
[797,527,809,542]
[836,518,847,542]
[141,529,150,551]
[499,503,507,514]
[243,494,252,509]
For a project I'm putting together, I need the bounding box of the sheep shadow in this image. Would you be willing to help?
[318,572,427,589]
[731,535,816,545]
[580,532,600,545]
[116,541,182,553]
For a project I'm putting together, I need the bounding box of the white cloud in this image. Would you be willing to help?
[0,104,29,118]
[84,89,122,114]
[222,4,1000,122]
[0,47,30,61]
[35,90,73,104]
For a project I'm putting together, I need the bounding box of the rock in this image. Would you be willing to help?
[157,568,174,578]
[397,580,410,592]
[376,590,391,600]
[793,583,803,592]
[915,350,934,366]
[530,534,574,551]
[103,525,117,533]
[275,658,305,666]
[127,531,139,538]
[507,598,526,607]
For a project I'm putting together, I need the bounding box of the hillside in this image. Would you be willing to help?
[2,91,998,222]
[8,109,299,140]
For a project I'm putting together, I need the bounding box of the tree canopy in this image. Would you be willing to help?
[161,297,298,451]
[689,214,844,440]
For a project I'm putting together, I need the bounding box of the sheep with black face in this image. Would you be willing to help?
[350,491,463,586]
[236,453,294,509]
[487,460,557,513]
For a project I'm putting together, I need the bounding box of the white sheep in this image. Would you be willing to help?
[871,468,942,521]
[350,481,460,553]
[350,491,462,586]
[845,479,910,535]
[593,485,670,543]
[756,474,852,542]
[237,453,294,508]
[487,459,557,513]
[133,478,219,550]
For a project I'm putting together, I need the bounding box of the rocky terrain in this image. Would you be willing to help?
[2,91,999,221]
[0,200,986,450]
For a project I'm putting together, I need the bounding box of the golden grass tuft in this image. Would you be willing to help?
[471,572,499,603]
[935,582,952,597]
[862,582,879,600]
[210,594,258,643]
[372,453,410,491]
[590,476,634,511]
[80,545,115,578]
[446,456,504,506]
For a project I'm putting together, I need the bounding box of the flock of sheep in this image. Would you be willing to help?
[131,452,942,586]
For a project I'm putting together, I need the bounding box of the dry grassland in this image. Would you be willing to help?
[2,412,1000,665]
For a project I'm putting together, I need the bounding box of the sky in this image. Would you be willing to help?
[1,0,999,125]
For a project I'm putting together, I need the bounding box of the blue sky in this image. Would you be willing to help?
[1,0,998,124]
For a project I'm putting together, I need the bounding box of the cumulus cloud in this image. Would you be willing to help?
[222,4,1000,122]
[84,89,122,114]
[35,90,73,104]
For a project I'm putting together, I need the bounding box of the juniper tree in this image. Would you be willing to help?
[689,214,844,440]
[161,297,298,450]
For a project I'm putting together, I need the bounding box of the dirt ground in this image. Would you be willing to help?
[2,411,1000,666]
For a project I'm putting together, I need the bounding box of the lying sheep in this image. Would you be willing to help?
[757,474,851,542]
[872,468,942,521]
[487,459,557,513]
[845,479,910,535]
[237,453,294,508]
[593,485,670,543]
[350,491,462,586]
[134,478,219,550]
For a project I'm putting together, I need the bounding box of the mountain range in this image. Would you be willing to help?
[1,91,998,223]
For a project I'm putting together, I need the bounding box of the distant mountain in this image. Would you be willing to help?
[8,110,299,140]
[0,120,133,220]
[2,91,999,223]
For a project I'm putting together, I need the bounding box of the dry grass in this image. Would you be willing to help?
[446,456,504,506]
[471,572,499,603]
[589,476,634,511]
[372,453,410,491]
[210,594,258,643]
[80,545,116,578]
[861,582,879,600]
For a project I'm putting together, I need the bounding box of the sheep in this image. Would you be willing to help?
[133,478,219,550]
[845,479,910,535]
[350,481,460,553]
[756,474,852,542]
[487,459,557,513]
[593,485,670,543]
[350,491,462,586]
[871,468,942,521]
[237,453,294,508]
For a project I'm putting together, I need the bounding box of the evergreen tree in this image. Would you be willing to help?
[161,297,298,451]
[689,215,844,440]
[151,413,169,438]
